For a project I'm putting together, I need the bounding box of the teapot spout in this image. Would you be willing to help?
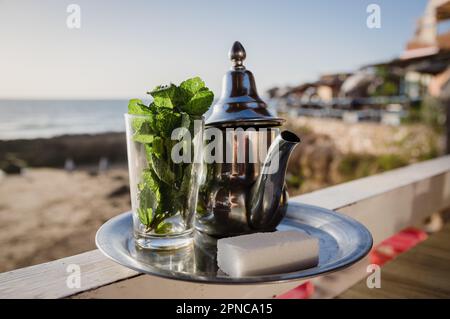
[248,131,300,231]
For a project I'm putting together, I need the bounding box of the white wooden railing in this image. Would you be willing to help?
[0,155,449,299]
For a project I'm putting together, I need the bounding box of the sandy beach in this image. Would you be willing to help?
[0,167,130,272]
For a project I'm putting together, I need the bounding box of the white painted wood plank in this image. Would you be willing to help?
[0,250,138,299]
[74,275,304,299]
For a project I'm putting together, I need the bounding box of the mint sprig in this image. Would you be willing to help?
[128,77,213,233]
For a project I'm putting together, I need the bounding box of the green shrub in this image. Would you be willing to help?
[404,95,445,132]
[376,154,408,171]
[338,154,377,181]
[338,153,409,182]
[286,173,302,189]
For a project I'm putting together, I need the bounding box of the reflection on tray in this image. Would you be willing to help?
[129,231,224,276]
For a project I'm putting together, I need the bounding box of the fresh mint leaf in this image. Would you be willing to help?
[159,182,181,214]
[155,221,172,234]
[133,133,154,144]
[128,99,150,115]
[149,153,175,185]
[129,101,159,144]
[182,89,214,115]
[150,136,164,158]
[137,207,152,226]
[142,170,160,196]
[180,77,205,95]
[155,108,181,137]
[137,170,160,227]
[147,84,179,109]
[179,77,205,102]
[132,114,157,143]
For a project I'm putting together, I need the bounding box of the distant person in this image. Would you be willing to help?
[98,157,109,174]
[64,158,75,173]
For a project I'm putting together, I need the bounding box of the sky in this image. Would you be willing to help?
[0,0,428,99]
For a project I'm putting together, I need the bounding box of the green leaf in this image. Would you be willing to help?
[151,137,164,158]
[158,182,181,214]
[179,77,205,103]
[137,170,161,227]
[155,221,172,234]
[133,133,154,144]
[128,99,150,115]
[180,77,205,95]
[150,153,175,185]
[155,108,181,137]
[132,114,157,144]
[137,208,152,226]
[182,89,214,115]
[129,102,158,144]
[147,84,179,109]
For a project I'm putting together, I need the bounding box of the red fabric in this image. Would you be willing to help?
[370,227,428,266]
[277,281,314,299]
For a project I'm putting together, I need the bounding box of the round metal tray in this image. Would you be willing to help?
[96,202,373,284]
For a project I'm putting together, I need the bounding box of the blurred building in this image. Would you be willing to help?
[398,0,450,100]
[272,0,450,125]
[405,0,450,54]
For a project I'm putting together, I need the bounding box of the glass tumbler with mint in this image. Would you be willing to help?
[125,77,212,250]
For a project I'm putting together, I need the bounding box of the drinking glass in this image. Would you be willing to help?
[125,113,204,250]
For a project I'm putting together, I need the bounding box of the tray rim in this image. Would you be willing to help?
[95,202,373,285]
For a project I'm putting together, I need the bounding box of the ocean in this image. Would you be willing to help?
[0,99,278,140]
[0,100,130,140]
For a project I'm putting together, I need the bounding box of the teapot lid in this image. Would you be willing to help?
[205,41,284,128]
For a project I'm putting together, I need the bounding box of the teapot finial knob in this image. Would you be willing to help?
[229,41,246,69]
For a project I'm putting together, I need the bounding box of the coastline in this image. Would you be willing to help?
[0,132,127,167]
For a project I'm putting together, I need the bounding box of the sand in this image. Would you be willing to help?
[0,167,130,272]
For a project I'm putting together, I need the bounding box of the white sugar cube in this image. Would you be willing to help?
[217,230,319,277]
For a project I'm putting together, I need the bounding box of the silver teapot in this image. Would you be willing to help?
[195,41,300,237]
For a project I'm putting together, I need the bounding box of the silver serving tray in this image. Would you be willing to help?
[96,202,373,284]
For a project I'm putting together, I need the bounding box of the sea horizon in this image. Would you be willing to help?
[0,99,131,140]
[0,96,280,141]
